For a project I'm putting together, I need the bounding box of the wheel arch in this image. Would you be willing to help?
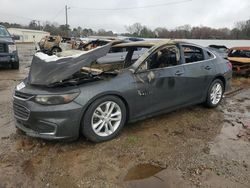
[79,92,130,133]
[213,75,226,91]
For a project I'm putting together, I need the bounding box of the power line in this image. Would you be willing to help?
[51,7,65,23]
[71,0,192,11]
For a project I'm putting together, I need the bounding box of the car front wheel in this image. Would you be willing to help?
[82,96,126,142]
[205,79,224,108]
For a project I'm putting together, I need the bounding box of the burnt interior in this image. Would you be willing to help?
[49,46,150,87]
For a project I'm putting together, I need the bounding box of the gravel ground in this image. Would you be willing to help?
[0,44,249,188]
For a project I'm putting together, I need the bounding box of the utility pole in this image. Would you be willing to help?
[65,5,70,37]
[37,21,41,30]
[65,5,68,28]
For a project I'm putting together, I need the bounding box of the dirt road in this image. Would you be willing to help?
[0,44,249,188]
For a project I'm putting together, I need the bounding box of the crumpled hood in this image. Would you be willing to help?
[28,43,111,86]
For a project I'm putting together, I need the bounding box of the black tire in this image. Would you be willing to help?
[205,79,224,108]
[82,95,127,142]
[51,47,61,55]
[12,61,19,69]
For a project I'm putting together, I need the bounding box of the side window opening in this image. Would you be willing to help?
[206,51,215,59]
[138,45,180,71]
[183,45,205,63]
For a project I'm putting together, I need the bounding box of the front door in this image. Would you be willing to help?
[131,45,187,119]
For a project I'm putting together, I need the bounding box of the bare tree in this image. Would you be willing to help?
[125,23,143,36]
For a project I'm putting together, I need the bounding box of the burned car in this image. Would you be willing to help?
[13,40,232,142]
[228,47,250,76]
[38,35,84,55]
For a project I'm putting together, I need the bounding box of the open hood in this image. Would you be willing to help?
[28,43,111,86]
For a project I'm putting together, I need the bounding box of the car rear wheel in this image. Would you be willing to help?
[82,96,126,142]
[205,79,224,108]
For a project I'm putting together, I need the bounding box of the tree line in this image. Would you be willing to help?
[125,21,250,39]
[1,19,250,39]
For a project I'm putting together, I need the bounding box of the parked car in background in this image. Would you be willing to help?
[207,45,228,59]
[97,44,147,64]
[0,25,19,69]
[95,37,145,64]
[228,47,250,76]
[13,40,232,142]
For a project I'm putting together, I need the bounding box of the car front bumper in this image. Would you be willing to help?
[0,52,19,64]
[13,96,84,141]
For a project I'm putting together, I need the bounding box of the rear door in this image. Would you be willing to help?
[180,44,215,103]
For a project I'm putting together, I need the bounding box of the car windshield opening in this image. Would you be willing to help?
[0,26,11,38]
[228,50,250,58]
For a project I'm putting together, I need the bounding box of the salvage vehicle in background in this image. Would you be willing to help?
[97,44,147,64]
[13,40,232,142]
[207,45,228,59]
[228,47,250,77]
[38,35,145,64]
[0,25,19,69]
[38,35,84,55]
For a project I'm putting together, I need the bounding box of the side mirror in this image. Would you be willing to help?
[11,35,20,40]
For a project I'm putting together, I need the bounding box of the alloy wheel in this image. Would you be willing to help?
[210,83,223,105]
[91,101,122,137]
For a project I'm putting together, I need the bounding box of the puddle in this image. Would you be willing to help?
[210,89,250,164]
[124,164,164,181]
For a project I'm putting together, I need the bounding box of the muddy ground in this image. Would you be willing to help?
[0,44,250,188]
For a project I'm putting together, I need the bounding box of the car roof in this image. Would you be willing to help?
[112,39,210,51]
[113,39,176,48]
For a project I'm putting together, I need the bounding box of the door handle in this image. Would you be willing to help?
[175,71,184,76]
[204,66,212,70]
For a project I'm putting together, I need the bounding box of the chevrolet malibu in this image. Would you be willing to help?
[13,40,232,142]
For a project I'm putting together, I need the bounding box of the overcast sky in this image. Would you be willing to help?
[0,0,249,33]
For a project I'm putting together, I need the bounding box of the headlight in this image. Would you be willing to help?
[8,44,17,53]
[34,93,79,105]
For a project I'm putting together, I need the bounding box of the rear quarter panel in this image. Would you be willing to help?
[212,53,232,91]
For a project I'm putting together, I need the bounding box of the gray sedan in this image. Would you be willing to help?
[13,40,232,142]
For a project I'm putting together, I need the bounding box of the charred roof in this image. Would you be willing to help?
[113,40,175,48]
